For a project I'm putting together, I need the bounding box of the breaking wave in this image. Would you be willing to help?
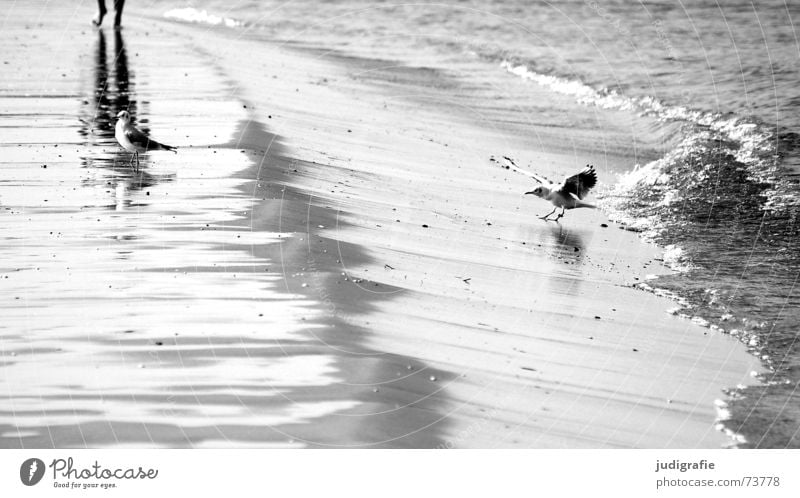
[164,7,243,28]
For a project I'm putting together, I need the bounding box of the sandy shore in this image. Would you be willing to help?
[0,3,760,448]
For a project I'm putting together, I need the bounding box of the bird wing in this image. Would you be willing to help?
[498,156,553,186]
[557,165,597,200]
[124,125,152,148]
[125,125,175,151]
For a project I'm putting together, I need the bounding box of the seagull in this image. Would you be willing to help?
[498,156,597,222]
[115,110,176,171]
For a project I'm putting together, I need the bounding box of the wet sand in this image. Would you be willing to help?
[0,3,760,448]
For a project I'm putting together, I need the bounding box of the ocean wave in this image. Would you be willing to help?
[501,60,794,212]
[163,7,242,28]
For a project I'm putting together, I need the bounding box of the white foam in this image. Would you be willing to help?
[501,61,634,110]
[662,244,693,273]
[502,60,792,213]
[164,7,241,28]
[713,398,749,446]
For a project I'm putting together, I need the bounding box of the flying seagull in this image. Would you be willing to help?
[498,156,597,222]
[115,110,176,171]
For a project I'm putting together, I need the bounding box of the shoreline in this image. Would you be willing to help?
[0,3,761,448]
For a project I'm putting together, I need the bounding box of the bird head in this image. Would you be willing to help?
[525,186,549,198]
[116,110,131,123]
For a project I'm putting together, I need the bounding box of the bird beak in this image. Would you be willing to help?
[524,191,535,195]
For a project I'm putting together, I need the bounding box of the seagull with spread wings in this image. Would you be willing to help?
[498,156,597,222]
[115,110,176,171]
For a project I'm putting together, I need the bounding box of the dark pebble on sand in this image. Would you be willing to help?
[594,316,601,320]
[600,223,608,228]
[632,348,638,352]
[422,224,429,228]
[155,341,163,346]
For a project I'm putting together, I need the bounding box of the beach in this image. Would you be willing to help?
[0,2,767,448]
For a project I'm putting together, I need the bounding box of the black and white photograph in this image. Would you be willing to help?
[1,0,799,494]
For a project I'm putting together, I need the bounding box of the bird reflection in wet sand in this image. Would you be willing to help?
[548,225,586,262]
[524,224,587,271]
[543,225,587,299]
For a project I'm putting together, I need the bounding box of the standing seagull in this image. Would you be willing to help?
[498,156,597,222]
[115,110,176,171]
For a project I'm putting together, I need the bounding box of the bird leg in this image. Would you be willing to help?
[554,207,566,221]
[128,153,138,172]
[133,151,140,172]
[539,207,557,221]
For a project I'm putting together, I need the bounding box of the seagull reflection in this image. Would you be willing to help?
[543,225,587,299]
[547,224,586,261]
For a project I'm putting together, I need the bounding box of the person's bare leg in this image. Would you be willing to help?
[92,0,107,26]
[113,0,125,28]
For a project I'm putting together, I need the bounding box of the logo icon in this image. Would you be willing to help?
[20,458,45,486]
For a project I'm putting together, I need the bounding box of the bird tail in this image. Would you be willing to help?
[151,140,177,153]
[576,200,596,209]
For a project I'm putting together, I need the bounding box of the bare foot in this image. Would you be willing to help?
[92,6,107,26]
